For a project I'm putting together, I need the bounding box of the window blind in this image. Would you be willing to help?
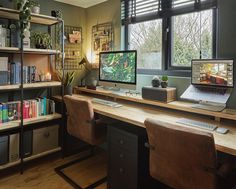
[121,0,217,25]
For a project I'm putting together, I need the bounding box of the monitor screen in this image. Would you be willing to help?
[99,50,137,84]
[192,59,234,88]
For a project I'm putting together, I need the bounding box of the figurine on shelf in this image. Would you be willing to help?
[152,76,161,88]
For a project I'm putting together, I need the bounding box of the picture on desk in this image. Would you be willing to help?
[99,51,136,83]
[192,61,233,87]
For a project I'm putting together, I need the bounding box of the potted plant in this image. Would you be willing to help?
[57,71,75,95]
[161,75,168,88]
[30,0,40,14]
[31,32,52,49]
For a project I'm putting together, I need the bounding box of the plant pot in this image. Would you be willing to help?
[35,44,41,49]
[65,85,73,96]
[32,6,40,14]
[161,81,168,88]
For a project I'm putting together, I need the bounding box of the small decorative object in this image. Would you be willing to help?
[161,75,168,88]
[39,72,45,82]
[30,0,40,14]
[57,71,75,95]
[51,10,62,19]
[152,76,161,87]
[31,32,52,49]
[45,73,51,81]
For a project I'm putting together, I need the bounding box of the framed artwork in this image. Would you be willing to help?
[91,22,114,65]
[56,25,82,70]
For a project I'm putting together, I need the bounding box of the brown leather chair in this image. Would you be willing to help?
[55,95,107,189]
[144,118,234,189]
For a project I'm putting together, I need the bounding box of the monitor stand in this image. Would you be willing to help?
[192,101,226,112]
[98,86,121,92]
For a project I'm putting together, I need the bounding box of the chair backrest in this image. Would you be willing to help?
[64,95,97,145]
[145,118,218,189]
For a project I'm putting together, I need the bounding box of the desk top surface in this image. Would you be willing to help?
[55,94,236,156]
[74,87,236,121]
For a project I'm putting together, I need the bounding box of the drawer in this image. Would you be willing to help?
[109,152,138,189]
[109,146,138,189]
[108,126,138,152]
[33,125,59,155]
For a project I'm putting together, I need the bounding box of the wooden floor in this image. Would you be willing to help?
[0,152,107,189]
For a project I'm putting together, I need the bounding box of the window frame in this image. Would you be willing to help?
[124,7,218,77]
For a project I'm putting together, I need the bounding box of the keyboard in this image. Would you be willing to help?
[192,104,225,112]
[176,118,217,131]
[92,98,122,108]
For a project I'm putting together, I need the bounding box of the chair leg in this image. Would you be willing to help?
[55,147,107,189]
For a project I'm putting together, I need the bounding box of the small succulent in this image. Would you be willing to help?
[162,75,168,82]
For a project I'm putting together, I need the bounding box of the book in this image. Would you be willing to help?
[0,104,2,124]
[2,104,8,123]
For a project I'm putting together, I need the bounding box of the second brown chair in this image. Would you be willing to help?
[55,95,107,189]
[145,118,233,189]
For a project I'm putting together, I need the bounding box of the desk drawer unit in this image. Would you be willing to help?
[108,124,149,189]
[33,125,59,155]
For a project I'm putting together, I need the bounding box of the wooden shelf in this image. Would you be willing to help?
[75,87,236,122]
[0,113,62,132]
[0,160,21,170]
[23,147,62,162]
[0,81,61,91]
[0,47,60,54]
[0,7,61,25]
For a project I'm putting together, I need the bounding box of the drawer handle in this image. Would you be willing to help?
[119,140,124,145]
[119,154,124,158]
[44,132,50,138]
[119,168,124,174]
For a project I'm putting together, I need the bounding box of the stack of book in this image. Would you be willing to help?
[0,98,55,124]
[0,57,37,85]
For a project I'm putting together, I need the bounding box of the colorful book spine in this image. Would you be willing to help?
[2,104,8,123]
[0,104,2,124]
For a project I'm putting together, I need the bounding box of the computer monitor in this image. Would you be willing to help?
[99,50,137,90]
[192,59,234,88]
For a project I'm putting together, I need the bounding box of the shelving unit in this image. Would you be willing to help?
[0,7,65,173]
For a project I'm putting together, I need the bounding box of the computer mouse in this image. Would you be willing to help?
[216,127,229,134]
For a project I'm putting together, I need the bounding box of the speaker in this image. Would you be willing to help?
[142,86,176,103]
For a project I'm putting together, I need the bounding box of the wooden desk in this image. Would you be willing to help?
[74,87,236,122]
[54,94,236,156]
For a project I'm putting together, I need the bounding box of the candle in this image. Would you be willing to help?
[46,73,51,81]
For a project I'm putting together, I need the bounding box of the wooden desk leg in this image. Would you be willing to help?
[215,117,221,122]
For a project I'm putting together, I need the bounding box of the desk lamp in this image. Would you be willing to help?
[78,56,91,87]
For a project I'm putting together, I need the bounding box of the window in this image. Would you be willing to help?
[171,10,213,67]
[121,0,217,76]
[128,19,162,70]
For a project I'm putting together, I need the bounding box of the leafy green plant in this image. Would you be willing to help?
[161,75,168,82]
[18,0,31,39]
[57,71,75,86]
[31,32,52,49]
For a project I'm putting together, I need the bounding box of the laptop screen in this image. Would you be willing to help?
[192,59,234,88]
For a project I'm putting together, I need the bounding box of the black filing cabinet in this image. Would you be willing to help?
[108,124,150,189]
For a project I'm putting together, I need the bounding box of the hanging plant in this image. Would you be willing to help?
[18,0,32,39]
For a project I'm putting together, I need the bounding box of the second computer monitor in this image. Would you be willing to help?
[99,50,137,90]
[192,59,234,88]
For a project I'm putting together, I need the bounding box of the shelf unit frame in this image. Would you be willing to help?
[0,7,65,173]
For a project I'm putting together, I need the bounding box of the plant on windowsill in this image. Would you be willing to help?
[57,71,75,96]
[161,75,168,88]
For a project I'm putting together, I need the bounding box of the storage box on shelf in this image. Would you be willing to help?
[0,7,64,172]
